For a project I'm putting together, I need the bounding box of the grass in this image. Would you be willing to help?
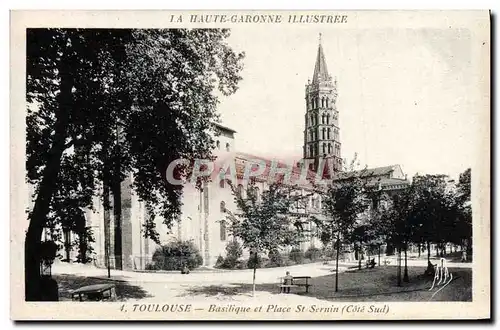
[179,266,472,302]
[308,266,471,302]
[53,274,153,301]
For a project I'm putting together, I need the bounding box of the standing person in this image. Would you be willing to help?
[461,250,467,262]
[283,271,293,294]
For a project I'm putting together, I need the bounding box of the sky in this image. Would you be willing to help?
[214,24,484,181]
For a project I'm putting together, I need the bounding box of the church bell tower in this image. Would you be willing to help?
[303,34,342,176]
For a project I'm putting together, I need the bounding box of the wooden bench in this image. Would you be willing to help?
[278,276,312,293]
[71,283,117,302]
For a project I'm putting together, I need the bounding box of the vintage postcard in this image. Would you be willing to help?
[10,10,490,320]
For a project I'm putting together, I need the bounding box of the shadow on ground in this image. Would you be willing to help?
[407,251,473,263]
[53,274,153,301]
[177,266,472,302]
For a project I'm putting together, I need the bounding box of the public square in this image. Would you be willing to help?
[52,254,472,304]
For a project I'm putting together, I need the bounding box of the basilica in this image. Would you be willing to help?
[83,38,410,270]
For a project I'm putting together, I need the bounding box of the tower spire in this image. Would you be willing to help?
[312,34,330,84]
[304,36,341,175]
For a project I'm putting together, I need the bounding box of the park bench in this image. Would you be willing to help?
[278,276,312,293]
[71,283,117,302]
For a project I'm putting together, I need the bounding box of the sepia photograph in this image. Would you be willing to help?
[10,10,490,320]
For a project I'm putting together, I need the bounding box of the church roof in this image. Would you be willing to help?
[215,151,408,192]
[233,152,318,189]
[312,42,330,84]
[331,165,402,180]
[214,123,237,134]
[331,165,410,191]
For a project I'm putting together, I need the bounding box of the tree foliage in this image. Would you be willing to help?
[147,240,203,271]
[369,169,472,283]
[25,28,244,300]
[225,180,305,295]
[314,154,369,291]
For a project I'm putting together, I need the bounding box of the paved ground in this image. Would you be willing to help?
[52,257,472,303]
[52,260,347,284]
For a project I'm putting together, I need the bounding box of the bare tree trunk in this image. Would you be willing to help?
[103,183,111,278]
[427,241,431,264]
[378,245,381,267]
[358,245,362,270]
[252,252,257,296]
[403,244,409,282]
[112,122,123,270]
[418,242,421,257]
[335,239,340,292]
[112,179,122,270]
[78,231,87,263]
[63,229,71,261]
[397,248,402,287]
[25,54,73,301]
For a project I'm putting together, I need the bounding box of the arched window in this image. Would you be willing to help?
[327,128,331,139]
[322,143,326,154]
[322,127,325,140]
[334,129,338,140]
[328,143,332,154]
[322,114,325,124]
[219,178,225,188]
[226,143,230,152]
[327,113,330,124]
[220,220,227,241]
[326,98,329,108]
[220,201,226,213]
[321,97,325,108]
[309,145,313,157]
[216,140,220,149]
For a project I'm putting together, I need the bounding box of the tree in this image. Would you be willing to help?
[26,28,244,300]
[410,174,449,264]
[349,224,371,270]
[316,155,369,292]
[393,188,416,283]
[223,240,243,269]
[225,181,304,296]
[369,184,416,286]
[148,240,203,271]
[456,168,472,253]
[366,192,393,267]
